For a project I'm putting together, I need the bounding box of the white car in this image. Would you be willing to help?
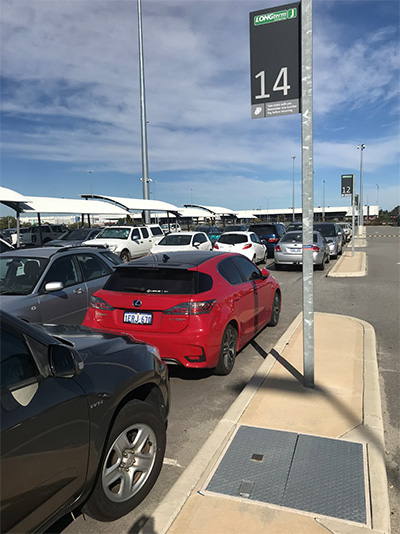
[213,231,267,264]
[150,232,212,253]
[161,223,182,234]
[83,225,164,262]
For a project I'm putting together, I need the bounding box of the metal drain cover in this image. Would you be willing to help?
[206,426,366,524]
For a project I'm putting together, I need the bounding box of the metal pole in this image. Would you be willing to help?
[322,180,325,222]
[292,155,296,221]
[357,144,365,231]
[137,0,150,224]
[351,175,355,256]
[301,0,314,388]
[376,183,379,208]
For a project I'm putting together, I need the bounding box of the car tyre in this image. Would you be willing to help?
[120,249,131,263]
[268,291,281,326]
[82,400,166,522]
[215,324,238,376]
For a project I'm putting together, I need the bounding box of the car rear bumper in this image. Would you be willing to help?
[83,311,221,369]
[274,251,325,265]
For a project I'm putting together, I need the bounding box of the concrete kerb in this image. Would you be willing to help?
[328,251,367,277]
[144,313,303,534]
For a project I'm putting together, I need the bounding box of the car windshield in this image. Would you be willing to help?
[313,225,336,237]
[281,232,320,243]
[158,235,192,246]
[218,234,247,245]
[0,257,49,295]
[96,228,130,239]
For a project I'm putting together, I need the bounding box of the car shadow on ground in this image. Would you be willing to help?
[167,366,214,380]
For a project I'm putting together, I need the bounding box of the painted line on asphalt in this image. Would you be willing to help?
[163,458,184,468]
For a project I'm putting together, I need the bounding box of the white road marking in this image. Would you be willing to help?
[163,457,184,468]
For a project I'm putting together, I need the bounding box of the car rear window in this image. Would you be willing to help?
[150,226,163,236]
[104,267,212,295]
[281,232,320,243]
[159,235,192,246]
[218,234,247,245]
[248,225,276,235]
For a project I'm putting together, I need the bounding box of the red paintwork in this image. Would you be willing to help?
[83,253,281,369]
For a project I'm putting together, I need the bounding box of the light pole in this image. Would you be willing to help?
[137,0,150,224]
[291,155,296,221]
[376,183,379,209]
[190,188,193,205]
[266,197,269,222]
[322,180,326,222]
[357,144,365,229]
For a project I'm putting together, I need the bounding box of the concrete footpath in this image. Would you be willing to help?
[143,250,390,534]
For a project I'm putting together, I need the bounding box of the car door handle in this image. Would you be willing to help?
[73,287,85,294]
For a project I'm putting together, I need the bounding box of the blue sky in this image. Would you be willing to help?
[1,0,399,216]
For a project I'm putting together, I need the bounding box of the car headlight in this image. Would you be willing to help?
[108,244,119,252]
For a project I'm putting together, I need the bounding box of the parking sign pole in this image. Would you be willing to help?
[301,0,314,388]
[352,175,355,256]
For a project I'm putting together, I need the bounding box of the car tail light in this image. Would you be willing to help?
[164,300,216,316]
[268,237,279,243]
[313,245,320,252]
[242,243,252,250]
[275,245,282,252]
[214,243,219,249]
[89,295,115,311]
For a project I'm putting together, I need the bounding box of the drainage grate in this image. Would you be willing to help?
[206,426,366,524]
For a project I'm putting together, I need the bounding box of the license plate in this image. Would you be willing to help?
[289,248,300,252]
[123,312,153,325]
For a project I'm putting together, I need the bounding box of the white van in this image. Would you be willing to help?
[83,225,164,262]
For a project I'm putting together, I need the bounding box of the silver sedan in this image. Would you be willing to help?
[274,231,330,270]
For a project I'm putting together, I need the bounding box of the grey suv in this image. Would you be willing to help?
[0,246,122,324]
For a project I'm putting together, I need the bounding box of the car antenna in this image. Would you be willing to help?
[162,254,170,263]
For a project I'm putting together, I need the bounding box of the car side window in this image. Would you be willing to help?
[42,256,82,288]
[131,228,140,240]
[76,253,112,281]
[250,233,259,243]
[142,228,149,239]
[217,258,243,285]
[0,327,39,390]
[194,233,206,243]
[233,256,261,281]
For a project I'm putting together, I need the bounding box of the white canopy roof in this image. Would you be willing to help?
[20,196,130,216]
[0,186,30,203]
[81,194,181,214]
[183,204,237,216]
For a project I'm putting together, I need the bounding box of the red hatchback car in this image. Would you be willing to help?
[83,251,281,375]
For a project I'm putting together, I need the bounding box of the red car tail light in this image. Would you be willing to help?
[214,243,219,249]
[268,237,279,243]
[242,243,252,250]
[313,245,320,252]
[164,300,216,316]
[275,245,282,252]
[89,295,115,311]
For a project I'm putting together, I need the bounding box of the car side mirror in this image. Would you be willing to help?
[49,344,84,379]
[261,268,270,279]
[193,242,200,247]
[45,281,64,292]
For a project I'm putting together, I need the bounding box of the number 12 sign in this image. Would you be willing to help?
[250,2,301,119]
